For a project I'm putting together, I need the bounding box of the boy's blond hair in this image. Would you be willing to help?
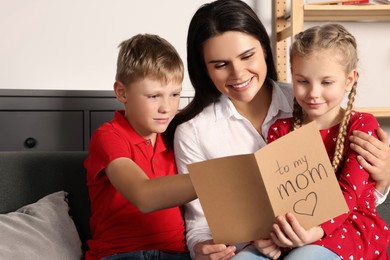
[115,34,184,86]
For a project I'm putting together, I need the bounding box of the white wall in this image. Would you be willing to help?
[0,0,202,94]
[1,1,389,108]
[0,0,259,96]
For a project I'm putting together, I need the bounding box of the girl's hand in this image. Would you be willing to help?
[251,239,281,260]
[350,128,390,194]
[270,213,324,248]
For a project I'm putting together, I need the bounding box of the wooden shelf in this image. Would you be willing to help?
[274,1,390,117]
[278,4,390,43]
[304,5,390,21]
[356,107,390,118]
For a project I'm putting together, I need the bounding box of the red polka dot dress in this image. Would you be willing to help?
[267,111,390,259]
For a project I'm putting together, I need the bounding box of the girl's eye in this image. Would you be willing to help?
[322,81,333,86]
[172,93,181,97]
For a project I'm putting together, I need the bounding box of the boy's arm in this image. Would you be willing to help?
[105,157,196,213]
[349,128,390,196]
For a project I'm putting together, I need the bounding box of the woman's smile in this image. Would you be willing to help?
[228,77,252,91]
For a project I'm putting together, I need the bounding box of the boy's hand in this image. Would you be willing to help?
[252,239,281,259]
[350,128,390,193]
[193,240,236,260]
[270,213,324,248]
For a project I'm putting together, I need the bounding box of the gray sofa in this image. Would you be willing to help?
[0,151,388,258]
[378,188,390,255]
[0,151,90,259]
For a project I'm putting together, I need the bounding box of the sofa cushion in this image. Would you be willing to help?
[0,191,83,259]
[0,151,91,252]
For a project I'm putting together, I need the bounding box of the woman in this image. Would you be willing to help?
[167,0,390,259]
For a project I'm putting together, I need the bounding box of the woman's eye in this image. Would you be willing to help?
[214,63,226,69]
[242,53,254,60]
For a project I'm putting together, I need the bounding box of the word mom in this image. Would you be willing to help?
[275,155,330,200]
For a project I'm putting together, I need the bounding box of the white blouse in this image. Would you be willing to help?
[174,80,293,256]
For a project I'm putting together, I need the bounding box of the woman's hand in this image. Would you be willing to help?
[349,128,390,193]
[270,213,324,248]
[193,240,236,260]
[251,239,281,259]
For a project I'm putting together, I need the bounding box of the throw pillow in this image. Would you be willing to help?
[0,191,83,259]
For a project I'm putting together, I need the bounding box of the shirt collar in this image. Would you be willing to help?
[267,80,293,118]
[214,79,292,121]
[112,110,167,152]
[214,95,241,121]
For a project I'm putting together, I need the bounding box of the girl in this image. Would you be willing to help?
[267,24,390,259]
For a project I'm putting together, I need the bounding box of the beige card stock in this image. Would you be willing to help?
[188,122,348,245]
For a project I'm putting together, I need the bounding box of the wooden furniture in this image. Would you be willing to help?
[273,0,390,117]
[0,89,193,151]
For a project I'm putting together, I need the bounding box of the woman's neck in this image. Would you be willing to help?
[232,82,272,136]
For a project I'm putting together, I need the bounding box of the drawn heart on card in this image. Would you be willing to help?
[293,192,317,216]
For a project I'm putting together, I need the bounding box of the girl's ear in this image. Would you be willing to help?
[345,69,357,92]
[114,81,127,104]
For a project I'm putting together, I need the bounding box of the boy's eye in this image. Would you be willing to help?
[147,95,158,99]
[297,80,308,84]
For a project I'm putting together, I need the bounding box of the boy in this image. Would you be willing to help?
[84,34,194,260]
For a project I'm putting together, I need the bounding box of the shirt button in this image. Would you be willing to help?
[152,158,156,163]
[145,140,150,145]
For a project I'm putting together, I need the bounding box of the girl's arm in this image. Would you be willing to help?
[268,114,379,246]
[271,213,324,248]
[270,140,371,248]
[106,157,196,213]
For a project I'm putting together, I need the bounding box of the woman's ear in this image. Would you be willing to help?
[345,69,357,92]
[114,81,127,104]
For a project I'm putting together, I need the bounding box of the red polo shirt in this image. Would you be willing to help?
[84,111,187,260]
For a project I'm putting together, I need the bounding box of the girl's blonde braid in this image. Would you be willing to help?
[291,98,304,132]
[332,80,357,171]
